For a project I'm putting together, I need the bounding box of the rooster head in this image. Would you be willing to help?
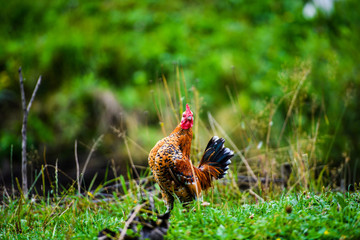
[180,104,193,130]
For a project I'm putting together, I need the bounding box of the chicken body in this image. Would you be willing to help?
[148,104,233,213]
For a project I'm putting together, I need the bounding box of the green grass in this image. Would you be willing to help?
[1,183,359,239]
[170,191,360,240]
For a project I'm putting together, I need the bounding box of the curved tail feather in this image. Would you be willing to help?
[196,136,234,190]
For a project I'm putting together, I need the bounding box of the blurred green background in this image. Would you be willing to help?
[0,0,359,189]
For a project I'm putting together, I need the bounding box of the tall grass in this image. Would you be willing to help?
[148,62,337,199]
[104,61,352,205]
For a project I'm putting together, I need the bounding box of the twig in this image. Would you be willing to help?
[55,159,59,197]
[27,75,42,113]
[10,144,14,196]
[123,134,140,179]
[19,67,42,198]
[74,140,80,194]
[118,202,147,240]
[79,135,103,188]
[248,189,264,203]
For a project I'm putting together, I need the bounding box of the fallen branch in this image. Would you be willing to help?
[118,202,147,240]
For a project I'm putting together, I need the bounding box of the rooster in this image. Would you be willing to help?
[148,104,234,213]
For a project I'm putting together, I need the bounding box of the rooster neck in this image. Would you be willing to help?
[170,124,193,158]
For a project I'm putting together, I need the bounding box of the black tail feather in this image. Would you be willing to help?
[199,136,234,179]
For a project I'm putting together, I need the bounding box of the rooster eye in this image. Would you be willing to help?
[182,113,186,117]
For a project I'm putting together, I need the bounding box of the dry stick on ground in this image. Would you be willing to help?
[118,202,148,240]
[19,67,42,198]
[248,189,264,203]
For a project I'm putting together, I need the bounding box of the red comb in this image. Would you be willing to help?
[185,104,192,116]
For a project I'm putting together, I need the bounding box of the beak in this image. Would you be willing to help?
[187,116,192,121]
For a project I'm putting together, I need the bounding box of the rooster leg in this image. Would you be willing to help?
[161,191,174,214]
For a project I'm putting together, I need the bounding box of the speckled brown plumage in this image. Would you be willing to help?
[148,104,234,213]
